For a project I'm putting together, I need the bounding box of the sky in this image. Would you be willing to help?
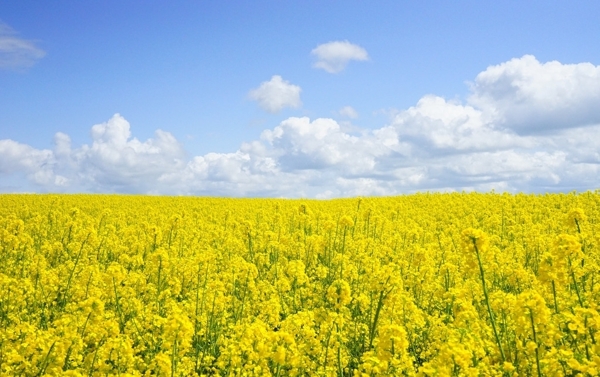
[1,1,600,197]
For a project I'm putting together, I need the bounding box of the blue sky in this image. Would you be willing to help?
[1,1,600,197]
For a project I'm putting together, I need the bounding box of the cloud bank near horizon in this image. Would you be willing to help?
[2,55,600,197]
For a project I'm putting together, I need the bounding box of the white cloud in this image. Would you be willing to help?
[3,55,600,196]
[311,40,369,74]
[0,139,66,186]
[390,95,531,154]
[0,23,46,70]
[468,55,600,133]
[248,75,302,113]
[0,114,185,193]
[338,106,359,119]
[261,117,377,172]
[70,114,186,192]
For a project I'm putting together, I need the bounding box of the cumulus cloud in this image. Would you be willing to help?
[0,139,66,186]
[0,23,46,70]
[3,55,600,196]
[248,75,302,113]
[469,55,600,133]
[311,40,369,73]
[390,95,531,154]
[262,117,378,172]
[71,114,186,192]
[0,114,186,193]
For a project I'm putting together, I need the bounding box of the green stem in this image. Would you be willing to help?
[551,280,559,314]
[529,309,542,377]
[473,240,506,363]
[112,277,125,333]
[61,233,91,308]
[568,257,585,307]
[35,341,56,377]
[337,342,343,377]
[369,289,386,349]
[172,336,178,377]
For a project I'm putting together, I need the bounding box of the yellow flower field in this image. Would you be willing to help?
[0,193,599,376]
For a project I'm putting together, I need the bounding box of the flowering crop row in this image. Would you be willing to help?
[0,193,599,376]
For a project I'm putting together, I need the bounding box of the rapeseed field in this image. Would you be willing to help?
[0,193,599,376]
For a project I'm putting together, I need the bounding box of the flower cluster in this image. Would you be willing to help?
[0,192,599,375]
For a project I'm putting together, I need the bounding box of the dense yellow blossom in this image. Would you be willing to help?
[0,192,599,376]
